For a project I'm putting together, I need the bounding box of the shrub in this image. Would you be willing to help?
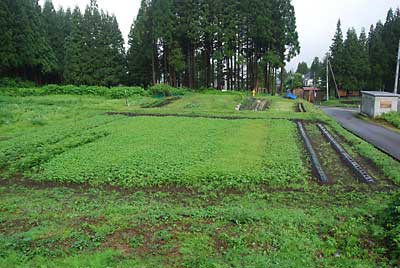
[0,77,36,88]
[0,85,146,99]
[108,87,145,98]
[149,84,187,97]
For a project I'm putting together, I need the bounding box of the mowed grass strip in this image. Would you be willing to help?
[32,117,308,190]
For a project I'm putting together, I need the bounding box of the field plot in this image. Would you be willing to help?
[1,115,308,190]
[1,92,400,267]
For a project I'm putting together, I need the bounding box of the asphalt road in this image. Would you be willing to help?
[321,107,400,161]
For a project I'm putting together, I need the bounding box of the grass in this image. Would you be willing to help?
[379,112,400,129]
[322,97,361,108]
[1,88,400,267]
[0,184,397,267]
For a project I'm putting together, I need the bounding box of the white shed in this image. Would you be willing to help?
[361,91,400,118]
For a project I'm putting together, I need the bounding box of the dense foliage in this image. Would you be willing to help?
[127,0,300,92]
[0,0,300,91]
[0,85,145,98]
[0,0,125,86]
[328,9,400,93]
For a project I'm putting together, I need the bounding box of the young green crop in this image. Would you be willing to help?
[30,117,308,190]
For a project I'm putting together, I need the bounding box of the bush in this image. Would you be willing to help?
[149,84,187,97]
[108,87,145,98]
[0,77,36,88]
[0,85,146,99]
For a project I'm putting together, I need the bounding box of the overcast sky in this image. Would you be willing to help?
[40,0,399,71]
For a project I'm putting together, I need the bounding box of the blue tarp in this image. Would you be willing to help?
[285,92,297,100]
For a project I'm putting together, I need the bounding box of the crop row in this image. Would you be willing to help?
[0,116,121,177]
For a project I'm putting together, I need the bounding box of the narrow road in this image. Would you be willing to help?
[321,107,400,161]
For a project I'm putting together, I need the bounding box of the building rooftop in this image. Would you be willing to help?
[303,87,320,91]
[361,91,400,97]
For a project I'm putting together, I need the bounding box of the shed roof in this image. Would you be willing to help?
[303,87,320,91]
[361,91,400,98]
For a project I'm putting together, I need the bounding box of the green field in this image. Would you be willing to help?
[1,90,400,267]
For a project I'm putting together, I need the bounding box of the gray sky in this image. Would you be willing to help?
[289,0,399,70]
[40,0,399,71]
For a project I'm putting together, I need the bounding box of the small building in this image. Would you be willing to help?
[303,73,314,87]
[292,87,325,103]
[361,91,400,118]
[338,89,360,98]
[303,87,324,103]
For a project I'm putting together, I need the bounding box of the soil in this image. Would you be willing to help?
[296,103,306,113]
[107,112,267,120]
[324,126,395,188]
[140,96,181,108]
[304,123,360,186]
[239,98,270,111]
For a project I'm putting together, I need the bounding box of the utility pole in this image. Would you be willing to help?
[328,59,340,99]
[326,53,329,101]
[394,39,400,94]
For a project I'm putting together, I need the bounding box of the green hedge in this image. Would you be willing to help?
[0,85,146,99]
[0,77,36,88]
[0,84,192,99]
[149,84,188,97]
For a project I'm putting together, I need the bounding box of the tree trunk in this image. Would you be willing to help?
[191,46,195,88]
[280,66,284,94]
[152,40,156,85]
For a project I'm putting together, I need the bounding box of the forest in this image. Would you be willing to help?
[294,9,400,93]
[1,0,400,93]
[0,0,299,93]
[0,0,126,86]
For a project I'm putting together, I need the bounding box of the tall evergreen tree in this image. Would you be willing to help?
[126,0,299,90]
[367,22,388,90]
[1,0,56,83]
[42,0,67,82]
[341,28,369,91]
[0,0,16,76]
[64,7,85,84]
[296,62,309,75]
[126,0,153,87]
[329,20,345,89]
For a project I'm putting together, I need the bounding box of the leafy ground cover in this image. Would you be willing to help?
[1,115,308,191]
[1,89,400,267]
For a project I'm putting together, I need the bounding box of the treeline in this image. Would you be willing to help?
[329,8,400,92]
[127,0,300,92]
[0,0,300,91]
[0,0,125,86]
